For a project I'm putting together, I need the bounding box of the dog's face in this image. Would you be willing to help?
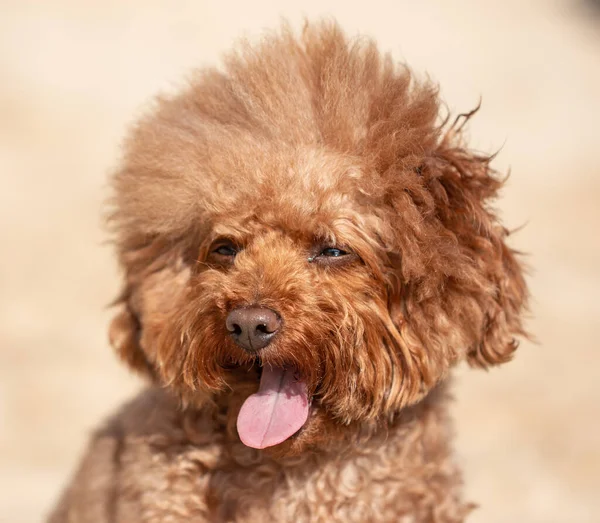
[108,23,527,452]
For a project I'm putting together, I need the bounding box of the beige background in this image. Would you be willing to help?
[1,0,599,521]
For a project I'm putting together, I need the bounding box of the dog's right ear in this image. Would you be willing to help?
[109,293,154,378]
[107,235,187,380]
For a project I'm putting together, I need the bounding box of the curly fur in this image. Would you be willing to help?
[49,20,528,523]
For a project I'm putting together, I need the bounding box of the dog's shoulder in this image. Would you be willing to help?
[48,387,220,522]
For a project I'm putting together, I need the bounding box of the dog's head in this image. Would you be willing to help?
[108,22,527,452]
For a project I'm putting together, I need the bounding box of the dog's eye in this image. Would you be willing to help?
[310,246,358,267]
[320,247,347,257]
[207,241,240,265]
[214,245,238,257]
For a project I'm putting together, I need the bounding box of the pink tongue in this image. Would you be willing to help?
[237,366,309,449]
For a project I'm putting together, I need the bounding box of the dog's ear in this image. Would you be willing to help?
[107,237,177,380]
[467,232,528,368]
[426,123,529,368]
[108,291,154,378]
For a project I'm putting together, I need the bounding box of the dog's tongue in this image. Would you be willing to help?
[237,366,309,449]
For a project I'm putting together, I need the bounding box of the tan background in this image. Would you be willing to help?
[1,0,599,521]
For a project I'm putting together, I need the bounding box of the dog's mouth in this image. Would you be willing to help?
[236,364,310,449]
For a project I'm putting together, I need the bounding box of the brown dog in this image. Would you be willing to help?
[49,21,528,522]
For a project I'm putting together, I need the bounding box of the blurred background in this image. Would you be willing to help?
[1,0,599,521]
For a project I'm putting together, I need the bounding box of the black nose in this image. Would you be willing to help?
[226,307,281,352]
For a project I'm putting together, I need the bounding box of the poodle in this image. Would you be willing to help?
[48,21,528,523]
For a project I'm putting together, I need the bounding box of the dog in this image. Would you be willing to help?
[48,21,528,523]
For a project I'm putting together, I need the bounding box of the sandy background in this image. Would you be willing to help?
[1,0,599,521]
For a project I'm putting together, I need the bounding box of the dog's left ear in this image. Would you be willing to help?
[426,126,529,368]
[466,229,528,368]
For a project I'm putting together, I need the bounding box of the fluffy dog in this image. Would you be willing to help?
[49,21,528,523]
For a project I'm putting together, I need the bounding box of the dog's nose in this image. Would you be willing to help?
[226,307,281,352]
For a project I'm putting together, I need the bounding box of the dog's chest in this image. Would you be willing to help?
[116,436,435,523]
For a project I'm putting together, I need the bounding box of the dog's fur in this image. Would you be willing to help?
[49,21,528,523]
